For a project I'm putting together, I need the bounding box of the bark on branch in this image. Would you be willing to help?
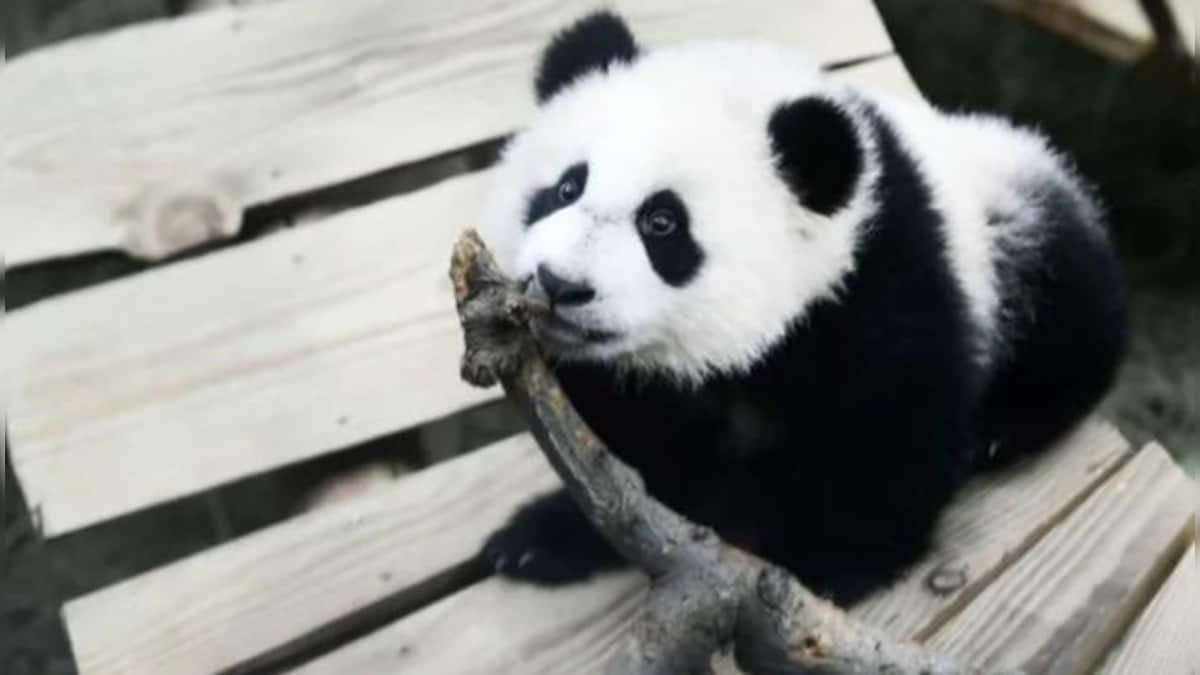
[450,228,1022,675]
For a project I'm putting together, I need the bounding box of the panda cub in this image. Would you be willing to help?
[476,11,1128,604]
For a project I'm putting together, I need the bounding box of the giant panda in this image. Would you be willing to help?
[474,11,1128,604]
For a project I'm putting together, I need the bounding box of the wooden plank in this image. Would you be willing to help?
[8,171,494,536]
[0,0,893,265]
[1170,0,1198,56]
[988,0,1199,60]
[986,0,1153,60]
[1071,0,1156,40]
[6,57,918,538]
[1099,536,1199,675]
[291,572,648,675]
[1010,1,1153,40]
[63,434,561,675]
[853,420,1132,638]
[276,418,1132,674]
[924,443,1195,675]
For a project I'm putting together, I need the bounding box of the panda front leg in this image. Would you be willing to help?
[765,428,970,606]
[481,488,628,584]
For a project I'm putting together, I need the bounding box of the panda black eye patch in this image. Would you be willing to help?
[524,162,588,226]
[635,190,704,287]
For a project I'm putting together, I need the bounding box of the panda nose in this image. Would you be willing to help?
[537,264,595,306]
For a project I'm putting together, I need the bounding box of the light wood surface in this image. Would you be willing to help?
[8,171,494,536]
[6,58,917,538]
[925,443,1196,674]
[0,0,892,265]
[1170,0,1198,56]
[18,1,1197,672]
[63,434,560,675]
[274,419,1134,674]
[1098,536,1199,675]
[291,571,648,675]
[853,421,1132,638]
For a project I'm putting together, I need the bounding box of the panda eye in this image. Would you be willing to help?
[556,174,582,205]
[641,208,679,237]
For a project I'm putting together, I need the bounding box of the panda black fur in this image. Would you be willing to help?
[476,11,1129,604]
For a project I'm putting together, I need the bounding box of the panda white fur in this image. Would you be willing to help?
[476,11,1128,604]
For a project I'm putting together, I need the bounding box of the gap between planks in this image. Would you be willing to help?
[8,170,498,537]
[859,422,1140,642]
[63,434,560,675]
[0,0,893,265]
[924,442,1196,674]
[6,56,918,539]
[1096,525,1199,674]
[56,368,1128,675]
[284,419,1134,674]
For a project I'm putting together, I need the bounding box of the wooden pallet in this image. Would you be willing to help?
[985,0,1198,62]
[3,1,1196,673]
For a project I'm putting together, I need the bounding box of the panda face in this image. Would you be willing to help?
[511,155,707,359]
[478,15,871,384]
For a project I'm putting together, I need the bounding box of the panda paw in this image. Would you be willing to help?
[481,525,594,584]
[480,490,625,585]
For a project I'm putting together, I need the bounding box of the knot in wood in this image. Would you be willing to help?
[157,193,232,250]
[125,185,239,259]
[924,560,969,596]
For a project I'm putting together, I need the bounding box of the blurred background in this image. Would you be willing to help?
[2,1,1197,673]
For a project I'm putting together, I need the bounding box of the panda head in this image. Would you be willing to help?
[479,11,876,385]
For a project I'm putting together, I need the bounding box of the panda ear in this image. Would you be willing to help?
[535,11,639,104]
[768,97,863,216]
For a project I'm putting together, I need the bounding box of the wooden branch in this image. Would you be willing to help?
[449,228,1022,675]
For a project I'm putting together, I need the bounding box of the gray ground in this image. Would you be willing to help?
[3,1,1198,673]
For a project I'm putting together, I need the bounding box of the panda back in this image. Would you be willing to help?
[858,92,1108,368]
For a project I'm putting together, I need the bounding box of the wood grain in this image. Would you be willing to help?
[1170,0,1197,56]
[853,421,1132,638]
[6,58,917,537]
[924,443,1196,675]
[1098,536,1199,675]
[63,434,561,675]
[274,418,1132,674]
[0,0,892,264]
[8,171,494,536]
[291,572,649,675]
